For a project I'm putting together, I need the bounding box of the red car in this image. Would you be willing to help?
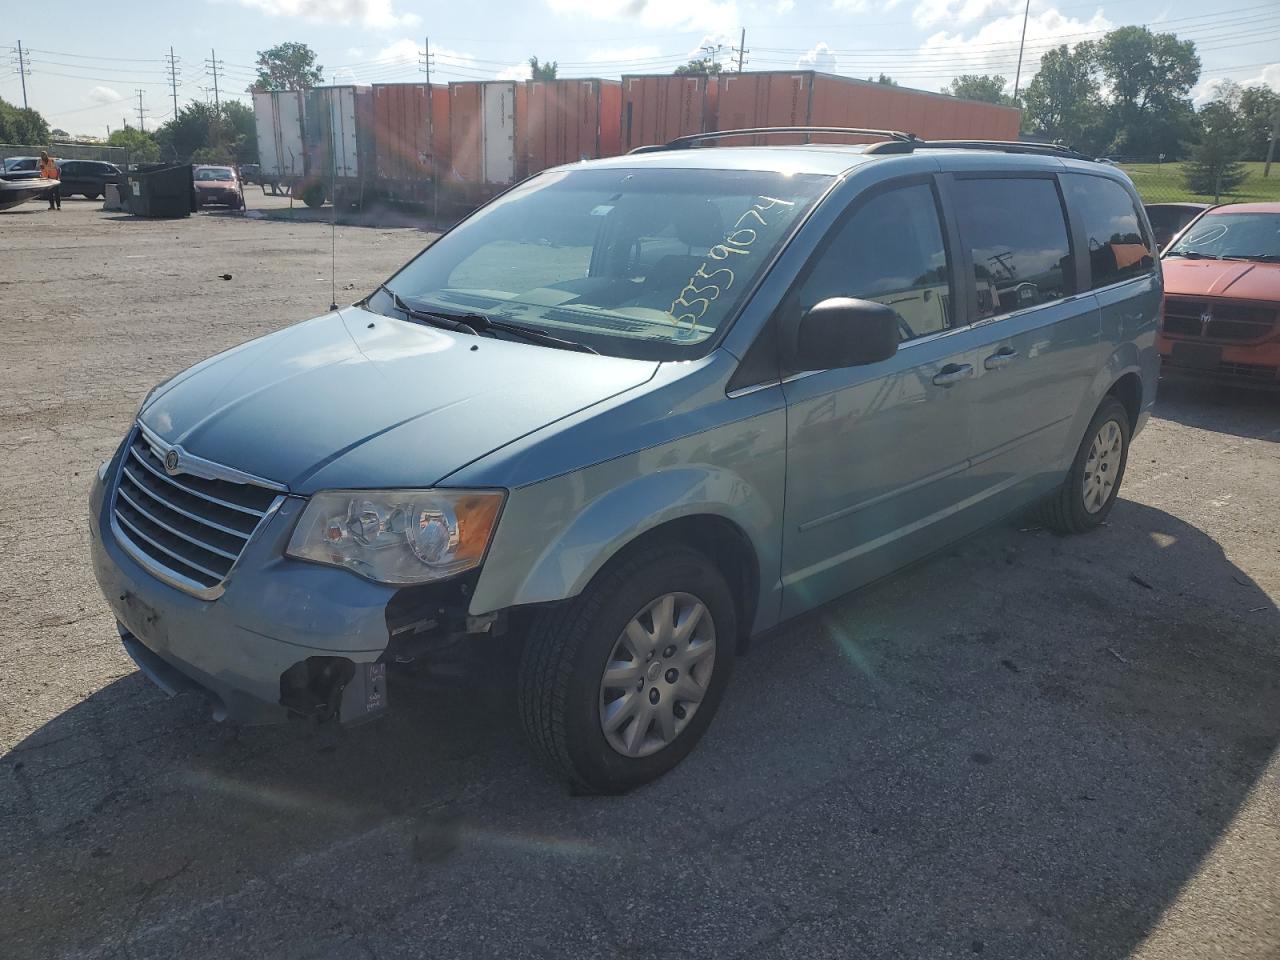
[1158,202,1280,388]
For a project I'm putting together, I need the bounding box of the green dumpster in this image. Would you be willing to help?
[124,164,197,218]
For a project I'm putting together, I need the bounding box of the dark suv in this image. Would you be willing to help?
[56,160,123,200]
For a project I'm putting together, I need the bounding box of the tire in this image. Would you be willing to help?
[301,182,327,209]
[86,192,101,201]
[1037,396,1131,534]
[518,543,737,794]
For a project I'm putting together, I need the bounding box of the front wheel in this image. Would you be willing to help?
[1036,396,1131,533]
[518,544,736,793]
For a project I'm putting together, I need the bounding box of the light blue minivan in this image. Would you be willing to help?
[90,130,1161,792]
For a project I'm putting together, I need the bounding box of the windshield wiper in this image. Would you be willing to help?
[1223,254,1280,263]
[1165,251,1219,260]
[378,285,484,336]
[380,288,598,354]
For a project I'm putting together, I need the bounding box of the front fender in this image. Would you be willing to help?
[467,402,788,634]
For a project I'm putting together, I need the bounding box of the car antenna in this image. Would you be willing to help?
[328,139,338,312]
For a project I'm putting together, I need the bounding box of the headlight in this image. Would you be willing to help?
[286,489,505,585]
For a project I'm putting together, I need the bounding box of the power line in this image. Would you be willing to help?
[135,88,148,132]
[419,36,434,84]
[205,49,223,108]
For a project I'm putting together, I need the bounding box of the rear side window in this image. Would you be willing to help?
[952,178,1073,320]
[793,182,953,340]
[1063,174,1155,288]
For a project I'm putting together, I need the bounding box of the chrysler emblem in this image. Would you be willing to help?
[164,449,181,475]
[1200,309,1213,336]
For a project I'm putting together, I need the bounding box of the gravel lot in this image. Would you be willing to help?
[1,198,1277,960]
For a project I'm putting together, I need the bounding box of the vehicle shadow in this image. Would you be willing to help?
[1155,375,1280,442]
[1,501,1276,959]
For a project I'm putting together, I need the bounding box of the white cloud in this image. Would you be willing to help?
[918,5,1112,88]
[546,0,737,33]
[775,0,795,12]
[1240,62,1280,93]
[831,0,869,11]
[586,44,662,63]
[88,86,124,105]
[374,38,422,65]
[233,0,420,29]
[332,67,357,84]
[346,47,365,58]
[797,42,838,73]
[912,0,1016,29]
[497,61,533,81]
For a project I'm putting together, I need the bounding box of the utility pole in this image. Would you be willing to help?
[15,41,30,109]
[733,29,748,73]
[135,89,148,132]
[1265,104,1279,178]
[166,47,181,120]
[700,43,723,70]
[419,36,434,85]
[1012,0,1031,100]
[206,48,224,108]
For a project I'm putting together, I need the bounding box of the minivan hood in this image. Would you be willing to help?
[140,307,659,492]
[1162,258,1280,300]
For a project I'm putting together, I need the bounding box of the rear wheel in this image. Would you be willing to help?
[85,191,101,201]
[301,182,327,208]
[1037,396,1131,533]
[518,544,736,793]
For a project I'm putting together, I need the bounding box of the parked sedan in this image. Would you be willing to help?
[193,165,245,209]
[56,159,122,200]
[1159,202,1280,388]
[2,156,42,180]
[1145,202,1212,250]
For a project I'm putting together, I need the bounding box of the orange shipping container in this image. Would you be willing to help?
[711,71,1020,144]
[620,75,715,151]
[372,83,435,201]
[518,79,623,177]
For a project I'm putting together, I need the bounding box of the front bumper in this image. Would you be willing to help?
[1158,332,1280,389]
[197,188,240,205]
[89,449,398,725]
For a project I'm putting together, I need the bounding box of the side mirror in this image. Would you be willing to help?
[790,297,900,372]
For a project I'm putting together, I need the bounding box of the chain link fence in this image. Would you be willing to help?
[1117,155,1280,206]
[1,142,131,168]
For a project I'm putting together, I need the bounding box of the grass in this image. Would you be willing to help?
[1120,161,1280,205]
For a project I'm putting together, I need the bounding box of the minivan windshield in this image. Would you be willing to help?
[1165,211,1280,262]
[378,167,831,360]
[195,167,235,181]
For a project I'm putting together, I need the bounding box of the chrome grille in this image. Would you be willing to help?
[1162,298,1278,342]
[111,429,283,597]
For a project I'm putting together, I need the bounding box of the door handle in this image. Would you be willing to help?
[983,347,1019,370]
[932,363,974,386]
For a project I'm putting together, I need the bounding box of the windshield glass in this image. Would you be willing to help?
[1166,212,1280,260]
[195,167,234,181]
[379,167,830,359]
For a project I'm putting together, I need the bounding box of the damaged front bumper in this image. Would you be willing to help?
[88,448,481,726]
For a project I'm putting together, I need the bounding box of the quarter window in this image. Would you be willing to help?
[952,178,1073,320]
[1062,174,1154,288]
[793,182,953,341]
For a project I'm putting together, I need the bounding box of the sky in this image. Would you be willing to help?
[4,0,1278,138]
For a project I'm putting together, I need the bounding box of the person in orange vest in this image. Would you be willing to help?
[39,151,61,211]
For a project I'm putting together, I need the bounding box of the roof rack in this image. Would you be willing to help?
[628,128,1095,162]
[628,127,917,154]
[864,138,1091,160]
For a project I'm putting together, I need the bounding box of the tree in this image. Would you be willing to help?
[156,101,220,159]
[222,101,258,164]
[155,100,259,164]
[1092,26,1199,157]
[674,58,722,76]
[868,74,897,86]
[528,56,558,80]
[1184,99,1247,201]
[107,126,160,163]
[51,127,69,138]
[0,96,50,145]
[944,74,1011,105]
[1022,44,1102,152]
[250,42,323,92]
[1237,85,1280,162]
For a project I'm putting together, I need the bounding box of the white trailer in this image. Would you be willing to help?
[480,82,516,185]
[252,91,305,194]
